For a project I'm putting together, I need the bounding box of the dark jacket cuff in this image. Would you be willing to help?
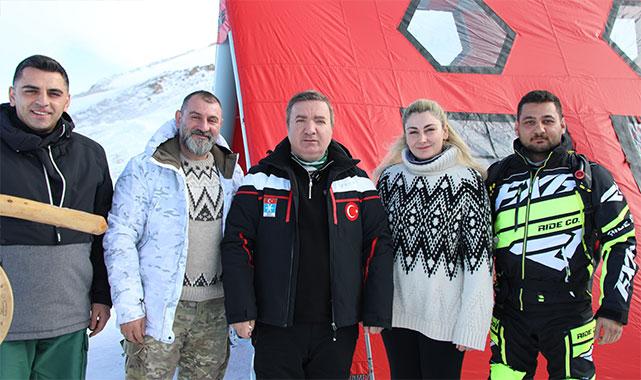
[596,307,628,325]
[91,290,113,308]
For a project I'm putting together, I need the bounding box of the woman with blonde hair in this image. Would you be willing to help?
[375,99,493,379]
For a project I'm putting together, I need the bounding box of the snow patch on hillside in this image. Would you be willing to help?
[69,45,217,180]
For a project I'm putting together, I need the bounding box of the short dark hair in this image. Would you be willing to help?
[180,90,222,114]
[517,90,563,120]
[13,55,69,90]
[285,90,334,127]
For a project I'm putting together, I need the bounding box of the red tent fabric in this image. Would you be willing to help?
[350,326,390,380]
[221,0,641,378]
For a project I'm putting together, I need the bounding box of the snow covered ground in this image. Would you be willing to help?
[66,44,255,379]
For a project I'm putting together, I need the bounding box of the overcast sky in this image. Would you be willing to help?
[0,0,219,103]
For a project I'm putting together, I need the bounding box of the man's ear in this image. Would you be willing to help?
[175,110,182,125]
[63,94,71,112]
[8,87,15,106]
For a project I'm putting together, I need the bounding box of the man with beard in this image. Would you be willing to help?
[104,91,244,379]
[486,90,637,379]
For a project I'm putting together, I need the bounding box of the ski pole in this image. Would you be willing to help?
[364,330,375,380]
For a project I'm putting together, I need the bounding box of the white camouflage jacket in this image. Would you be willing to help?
[103,119,244,343]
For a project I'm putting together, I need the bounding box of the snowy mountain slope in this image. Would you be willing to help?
[65,44,254,379]
[74,65,214,125]
[68,44,217,181]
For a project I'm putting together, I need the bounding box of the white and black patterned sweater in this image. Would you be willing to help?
[376,147,494,350]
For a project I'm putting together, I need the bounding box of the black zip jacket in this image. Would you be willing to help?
[222,138,393,329]
[0,103,113,306]
[487,136,636,323]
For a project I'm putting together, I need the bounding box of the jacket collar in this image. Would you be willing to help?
[149,118,238,178]
[259,137,360,173]
[513,134,575,168]
[0,103,74,152]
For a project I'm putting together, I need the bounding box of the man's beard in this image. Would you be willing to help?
[522,134,556,156]
[180,127,215,157]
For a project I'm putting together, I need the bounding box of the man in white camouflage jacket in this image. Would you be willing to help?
[104,91,243,380]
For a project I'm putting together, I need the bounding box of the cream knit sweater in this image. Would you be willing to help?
[377,147,494,350]
[181,152,224,302]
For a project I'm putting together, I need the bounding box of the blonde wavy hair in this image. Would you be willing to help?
[373,99,486,181]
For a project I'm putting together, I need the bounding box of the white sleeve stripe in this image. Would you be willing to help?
[242,173,373,193]
[331,176,376,194]
[601,183,623,203]
[242,172,291,191]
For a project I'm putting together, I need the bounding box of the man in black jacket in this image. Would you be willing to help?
[222,90,393,379]
[0,55,113,379]
[486,90,637,379]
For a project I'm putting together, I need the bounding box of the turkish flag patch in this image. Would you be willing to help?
[345,202,359,221]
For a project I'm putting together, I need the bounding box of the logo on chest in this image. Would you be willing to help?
[345,202,359,221]
[263,197,277,217]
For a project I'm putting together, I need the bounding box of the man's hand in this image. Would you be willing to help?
[120,317,146,344]
[595,317,623,345]
[456,344,474,352]
[89,303,111,337]
[232,320,255,338]
[363,326,383,335]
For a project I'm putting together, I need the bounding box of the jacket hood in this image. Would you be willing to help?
[145,118,232,155]
[0,103,74,152]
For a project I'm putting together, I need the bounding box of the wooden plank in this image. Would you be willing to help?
[0,194,107,235]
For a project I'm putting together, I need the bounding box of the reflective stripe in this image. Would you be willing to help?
[286,190,292,223]
[601,205,630,234]
[500,320,508,364]
[490,323,499,345]
[330,176,375,194]
[600,183,623,203]
[565,319,596,378]
[526,195,583,221]
[363,237,378,285]
[495,195,584,249]
[490,317,508,365]
[490,363,527,380]
[239,233,254,269]
[599,230,637,305]
[573,339,594,358]
[570,320,595,348]
[330,188,337,225]
[242,172,291,191]
[564,334,571,378]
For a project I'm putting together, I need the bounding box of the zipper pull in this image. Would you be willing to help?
[331,322,337,342]
[55,226,62,243]
[309,177,313,199]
